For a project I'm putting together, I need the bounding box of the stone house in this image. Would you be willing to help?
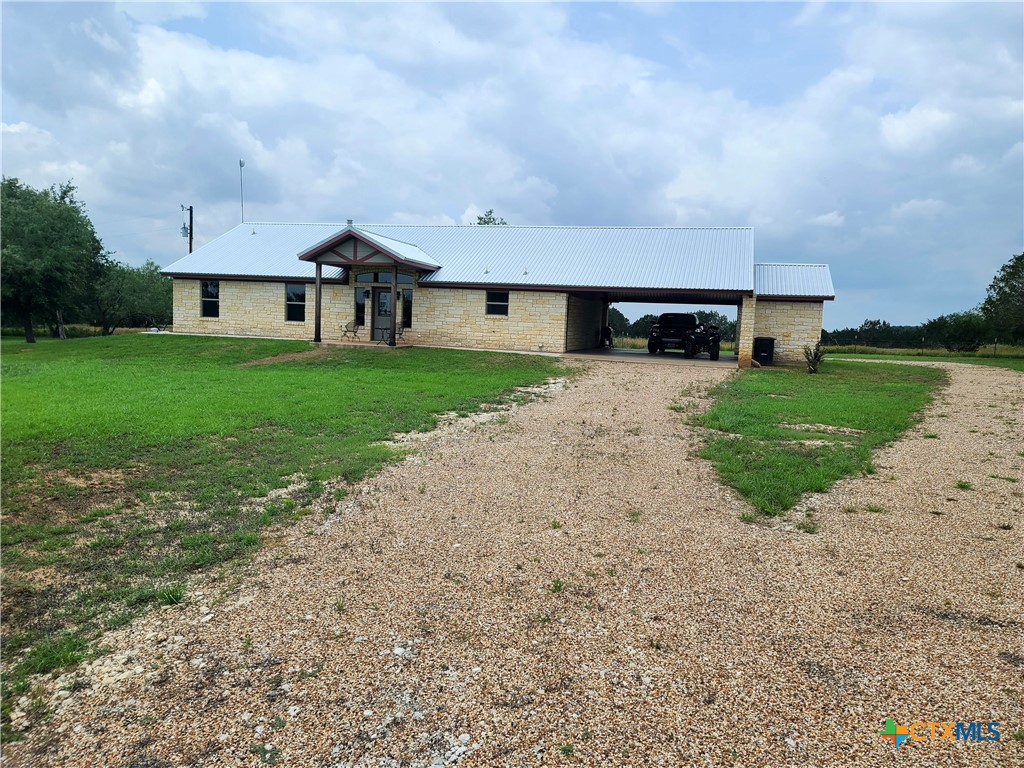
[162,222,834,367]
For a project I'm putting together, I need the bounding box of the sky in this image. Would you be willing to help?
[2,1,1021,330]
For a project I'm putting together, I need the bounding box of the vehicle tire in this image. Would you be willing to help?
[648,340,659,354]
[709,341,720,361]
[683,340,695,359]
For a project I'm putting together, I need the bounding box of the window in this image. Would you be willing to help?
[285,283,306,322]
[354,288,367,326]
[485,290,509,316]
[355,272,375,284]
[200,281,219,318]
[402,289,413,328]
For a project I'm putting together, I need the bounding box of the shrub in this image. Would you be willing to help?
[803,341,825,373]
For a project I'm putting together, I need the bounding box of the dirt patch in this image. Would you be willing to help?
[780,422,865,436]
[237,347,335,367]
[50,467,136,491]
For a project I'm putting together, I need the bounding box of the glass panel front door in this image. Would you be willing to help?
[372,288,392,341]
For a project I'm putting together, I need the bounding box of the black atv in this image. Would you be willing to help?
[647,313,721,360]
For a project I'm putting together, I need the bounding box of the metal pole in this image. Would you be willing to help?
[389,266,398,347]
[239,159,245,223]
[314,262,322,343]
[188,206,194,253]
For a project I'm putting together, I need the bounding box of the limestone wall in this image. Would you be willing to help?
[410,288,568,352]
[564,295,604,351]
[752,300,824,364]
[172,279,570,352]
[172,279,350,341]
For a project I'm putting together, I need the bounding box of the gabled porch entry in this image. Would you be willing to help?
[297,221,442,346]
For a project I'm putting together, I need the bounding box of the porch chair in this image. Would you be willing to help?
[341,320,362,340]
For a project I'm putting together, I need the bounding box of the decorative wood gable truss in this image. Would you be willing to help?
[298,226,441,346]
[297,227,442,272]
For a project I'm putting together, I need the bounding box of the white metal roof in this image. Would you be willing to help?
[164,223,831,300]
[357,225,753,291]
[754,263,834,299]
[163,223,347,280]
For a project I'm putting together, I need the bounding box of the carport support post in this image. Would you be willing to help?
[737,295,756,368]
[313,262,322,343]
[389,265,398,347]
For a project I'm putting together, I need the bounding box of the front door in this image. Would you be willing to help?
[371,288,393,341]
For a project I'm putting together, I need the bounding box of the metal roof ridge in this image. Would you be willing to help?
[354,225,427,250]
[243,221,350,227]
[756,262,830,267]
[357,224,754,230]
[227,222,755,231]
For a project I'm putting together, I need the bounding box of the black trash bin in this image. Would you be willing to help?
[753,336,775,366]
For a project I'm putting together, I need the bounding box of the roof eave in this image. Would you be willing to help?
[757,294,835,302]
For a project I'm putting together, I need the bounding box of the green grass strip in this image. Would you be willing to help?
[696,360,946,516]
[827,350,1024,372]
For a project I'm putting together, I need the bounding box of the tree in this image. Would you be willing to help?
[606,307,630,336]
[694,310,736,341]
[627,314,659,338]
[93,260,173,335]
[1,178,108,342]
[924,310,989,352]
[475,209,507,225]
[982,252,1024,343]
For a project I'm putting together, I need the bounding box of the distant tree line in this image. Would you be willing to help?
[608,308,736,341]
[824,252,1024,352]
[1,177,172,342]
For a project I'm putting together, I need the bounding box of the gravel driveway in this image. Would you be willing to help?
[6,359,1022,767]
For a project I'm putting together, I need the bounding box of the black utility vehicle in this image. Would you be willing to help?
[647,313,721,360]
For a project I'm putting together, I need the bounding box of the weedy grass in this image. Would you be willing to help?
[0,335,563,738]
[695,360,945,518]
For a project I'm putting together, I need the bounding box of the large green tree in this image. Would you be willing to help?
[982,252,1024,343]
[92,260,173,335]
[1,178,108,342]
[627,313,659,338]
[924,310,990,352]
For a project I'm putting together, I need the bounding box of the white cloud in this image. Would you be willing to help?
[791,1,827,28]
[810,211,845,227]
[0,2,1019,330]
[389,212,457,225]
[115,2,206,25]
[891,198,950,219]
[880,104,954,154]
[948,154,984,176]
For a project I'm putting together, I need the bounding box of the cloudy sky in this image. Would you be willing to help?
[2,2,1021,329]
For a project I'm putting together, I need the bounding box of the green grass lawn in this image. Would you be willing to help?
[0,334,564,736]
[826,347,1024,372]
[695,360,947,519]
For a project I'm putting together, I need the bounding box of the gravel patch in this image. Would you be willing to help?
[5,360,1022,767]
